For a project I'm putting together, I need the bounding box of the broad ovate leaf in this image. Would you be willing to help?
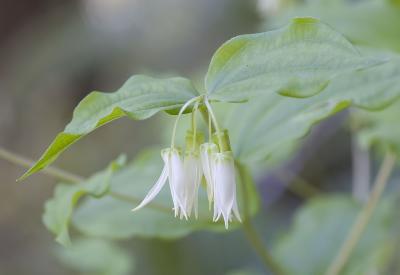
[43,156,125,246]
[205,17,379,102]
[225,59,400,164]
[273,195,396,275]
[56,238,133,275]
[19,75,198,180]
[72,149,259,239]
[273,0,400,52]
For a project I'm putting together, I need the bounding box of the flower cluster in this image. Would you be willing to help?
[132,97,241,228]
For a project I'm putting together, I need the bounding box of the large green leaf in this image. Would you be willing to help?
[357,100,400,156]
[19,75,199,180]
[205,17,378,102]
[43,156,125,246]
[56,238,134,275]
[273,0,400,52]
[273,195,396,275]
[72,149,259,239]
[225,59,400,164]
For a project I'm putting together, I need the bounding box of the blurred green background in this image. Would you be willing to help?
[1,0,399,274]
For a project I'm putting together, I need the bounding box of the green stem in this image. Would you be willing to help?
[199,106,215,141]
[236,161,287,275]
[325,153,396,275]
[0,146,172,213]
[275,171,321,199]
[171,96,201,148]
[191,101,200,151]
[204,98,224,151]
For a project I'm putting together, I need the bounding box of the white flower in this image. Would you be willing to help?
[212,151,241,229]
[132,148,188,219]
[183,152,203,219]
[200,142,218,208]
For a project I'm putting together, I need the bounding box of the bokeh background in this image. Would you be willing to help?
[1,0,399,274]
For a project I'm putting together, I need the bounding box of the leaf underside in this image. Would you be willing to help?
[226,59,400,164]
[72,150,259,239]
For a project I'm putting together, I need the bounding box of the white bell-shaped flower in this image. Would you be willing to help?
[200,142,218,208]
[212,151,242,229]
[132,148,187,219]
[182,151,203,219]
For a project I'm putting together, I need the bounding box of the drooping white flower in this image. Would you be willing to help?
[200,142,218,208]
[212,151,242,229]
[132,148,187,219]
[182,151,203,219]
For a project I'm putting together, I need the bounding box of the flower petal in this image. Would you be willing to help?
[168,149,188,219]
[131,164,168,211]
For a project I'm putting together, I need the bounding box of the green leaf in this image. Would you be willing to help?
[357,100,400,156]
[56,238,134,275]
[273,0,400,52]
[225,59,400,164]
[205,17,379,102]
[43,156,125,246]
[72,149,259,239]
[19,75,198,181]
[273,195,396,275]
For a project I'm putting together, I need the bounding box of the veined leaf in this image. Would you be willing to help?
[72,149,259,239]
[273,0,400,52]
[273,195,396,275]
[226,59,400,164]
[19,75,198,180]
[205,17,379,102]
[43,156,125,246]
[56,238,134,275]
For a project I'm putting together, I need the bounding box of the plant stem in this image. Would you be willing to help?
[204,98,224,151]
[0,146,172,213]
[351,135,371,203]
[325,153,396,275]
[0,147,83,183]
[237,162,287,275]
[171,96,201,148]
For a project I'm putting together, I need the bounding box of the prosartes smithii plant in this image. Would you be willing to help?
[4,16,400,275]
[132,97,242,228]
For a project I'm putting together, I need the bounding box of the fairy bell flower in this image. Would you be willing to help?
[132,148,188,219]
[212,151,242,229]
[182,151,202,218]
[200,142,218,208]
[181,130,204,219]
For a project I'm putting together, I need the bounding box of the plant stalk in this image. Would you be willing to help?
[325,153,396,275]
[0,146,172,213]
[237,161,287,275]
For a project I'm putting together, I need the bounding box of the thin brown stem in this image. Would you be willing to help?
[0,146,172,213]
[325,153,396,275]
[0,147,83,183]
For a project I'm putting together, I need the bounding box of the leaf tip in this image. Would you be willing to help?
[291,17,320,25]
[16,171,32,182]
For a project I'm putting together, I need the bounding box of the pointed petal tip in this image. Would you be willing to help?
[224,222,229,229]
[131,206,141,212]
